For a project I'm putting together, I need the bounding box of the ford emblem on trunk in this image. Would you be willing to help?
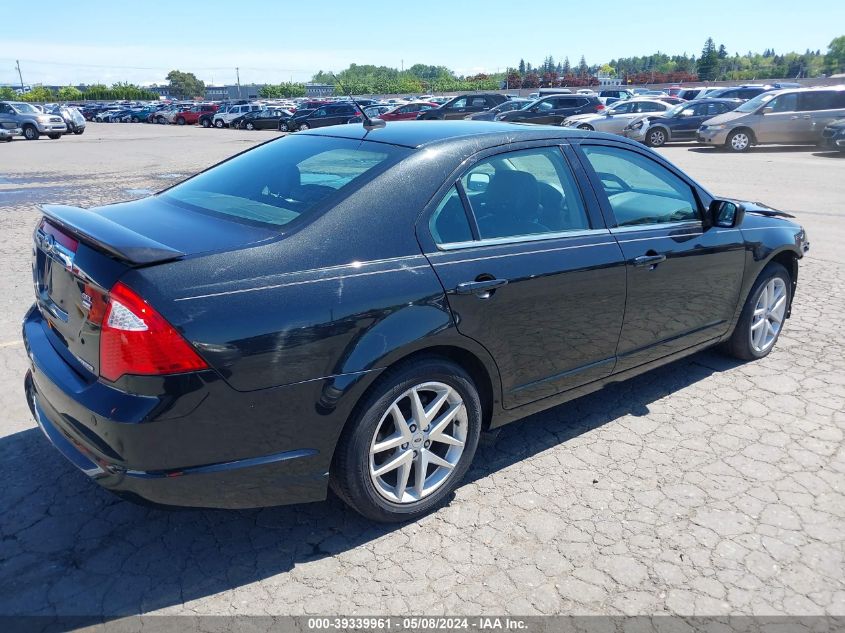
[42,234,55,253]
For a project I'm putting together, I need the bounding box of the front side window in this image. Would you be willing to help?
[448,97,467,109]
[768,93,799,113]
[582,145,699,227]
[164,135,409,227]
[458,147,589,240]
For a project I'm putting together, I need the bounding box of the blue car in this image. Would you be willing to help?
[623,98,742,147]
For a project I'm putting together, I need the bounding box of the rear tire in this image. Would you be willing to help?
[201,118,211,128]
[297,123,309,131]
[245,122,255,130]
[279,121,289,132]
[74,129,84,135]
[722,262,791,361]
[48,134,61,140]
[177,117,185,125]
[331,358,482,522]
[578,124,594,131]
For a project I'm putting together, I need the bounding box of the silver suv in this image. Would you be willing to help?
[697,86,845,152]
[0,101,67,140]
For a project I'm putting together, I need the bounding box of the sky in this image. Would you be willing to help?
[1,0,842,87]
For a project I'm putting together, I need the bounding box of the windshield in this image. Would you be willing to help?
[11,102,39,114]
[664,104,687,118]
[736,92,776,113]
[163,135,410,227]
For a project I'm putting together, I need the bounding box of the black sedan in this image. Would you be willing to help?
[24,122,808,522]
[286,103,360,131]
[233,108,292,130]
[465,98,531,121]
[495,94,604,125]
[417,93,508,120]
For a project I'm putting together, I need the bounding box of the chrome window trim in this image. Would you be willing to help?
[609,220,703,234]
[437,227,611,251]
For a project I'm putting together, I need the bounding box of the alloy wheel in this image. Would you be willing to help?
[369,382,467,504]
[648,129,666,146]
[731,132,749,151]
[750,278,787,353]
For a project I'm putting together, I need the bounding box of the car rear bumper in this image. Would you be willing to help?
[0,127,22,138]
[22,304,350,509]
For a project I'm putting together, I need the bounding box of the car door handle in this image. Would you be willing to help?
[454,278,508,296]
[632,254,667,268]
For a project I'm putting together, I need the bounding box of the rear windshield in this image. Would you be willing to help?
[163,135,409,227]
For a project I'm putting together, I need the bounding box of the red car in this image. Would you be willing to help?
[169,104,219,125]
[378,102,438,121]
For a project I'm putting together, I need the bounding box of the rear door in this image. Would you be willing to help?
[575,141,745,370]
[418,143,627,408]
[800,90,845,142]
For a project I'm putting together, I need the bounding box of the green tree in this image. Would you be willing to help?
[21,86,55,102]
[697,37,719,80]
[518,59,526,75]
[562,57,571,75]
[0,86,16,99]
[166,70,205,99]
[57,86,84,101]
[577,55,589,77]
[825,35,845,74]
[260,82,306,98]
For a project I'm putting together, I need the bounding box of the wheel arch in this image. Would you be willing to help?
[731,126,757,145]
[767,248,799,317]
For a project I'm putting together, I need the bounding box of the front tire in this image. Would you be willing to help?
[176,116,185,125]
[214,119,224,128]
[201,118,211,128]
[331,358,482,522]
[578,124,594,131]
[48,134,61,140]
[23,125,39,140]
[297,123,309,131]
[245,122,255,130]
[726,129,752,152]
[645,127,667,147]
[722,262,791,360]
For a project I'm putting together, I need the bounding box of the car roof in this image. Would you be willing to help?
[299,120,627,150]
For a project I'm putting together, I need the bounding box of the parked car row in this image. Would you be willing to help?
[0,101,83,140]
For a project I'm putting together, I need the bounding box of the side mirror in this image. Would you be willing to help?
[467,173,490,192]
[708,199,745,228]
[761,106,774,115]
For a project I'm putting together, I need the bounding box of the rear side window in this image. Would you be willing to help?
[459,147,589,240]
[164,135,409,227]
[799,91,844,111]
[582,145,699,227]
[430,186,473,245]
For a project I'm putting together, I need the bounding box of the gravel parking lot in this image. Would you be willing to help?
[1,124,843,619]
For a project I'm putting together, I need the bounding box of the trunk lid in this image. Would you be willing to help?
[33,197,279,379]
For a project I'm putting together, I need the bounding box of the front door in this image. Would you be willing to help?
[419,144,627,408]
[754,92,806,143]
[577,141,745,371]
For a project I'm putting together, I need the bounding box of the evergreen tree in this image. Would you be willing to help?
[577,55,589,76]
[697,38,719,80]
[518,59,526,75]
[718,44,728,59]
[562,57,571,74]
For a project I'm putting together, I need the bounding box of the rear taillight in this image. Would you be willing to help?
[595,104,605,111]
[99,281,208,382]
